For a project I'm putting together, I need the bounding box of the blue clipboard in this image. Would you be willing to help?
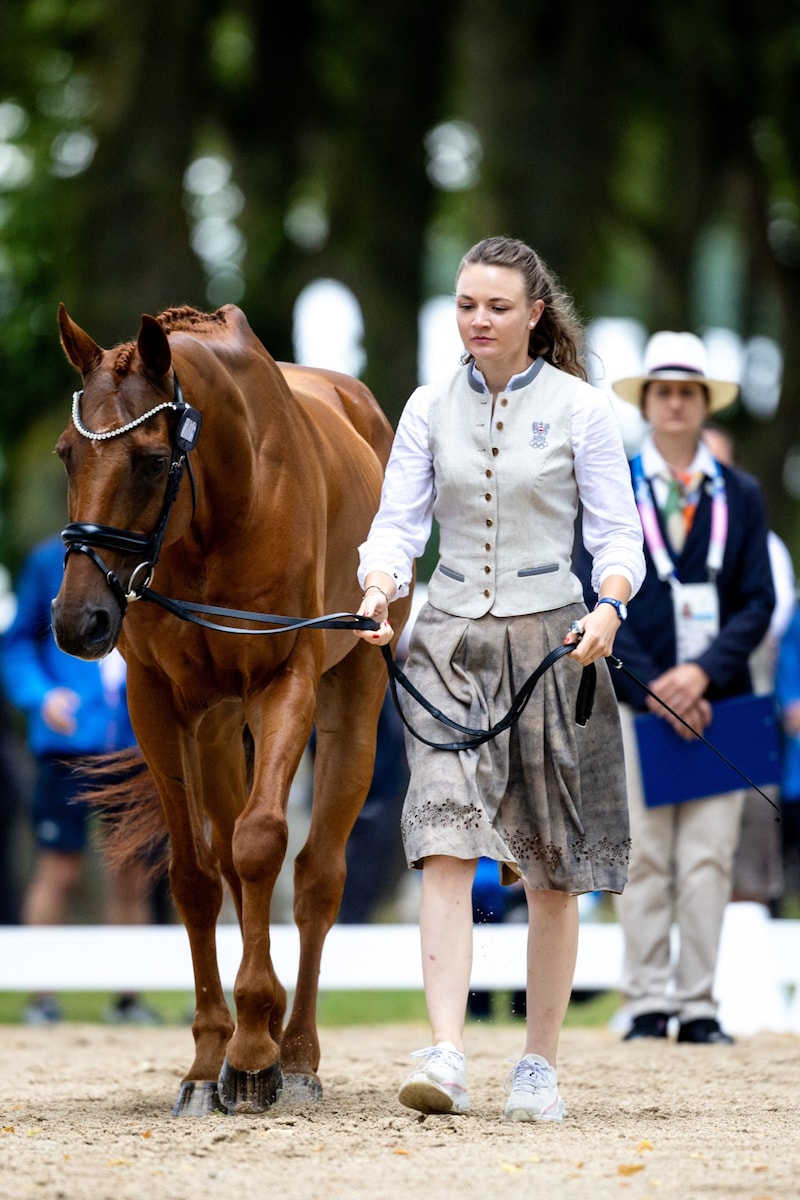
[634,692,781,807]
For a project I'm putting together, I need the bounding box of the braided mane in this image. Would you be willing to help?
[156,305,228,334]
[111,306,230,376]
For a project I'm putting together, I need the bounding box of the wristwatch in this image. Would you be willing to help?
[595,597,628,621]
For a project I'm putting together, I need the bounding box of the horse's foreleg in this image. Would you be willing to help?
[217,677,315,1114]
[131,701,239,1118]
[169,844,234,1115]
[280,661,385,1096]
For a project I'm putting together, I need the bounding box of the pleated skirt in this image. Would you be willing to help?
[399,601,630,894]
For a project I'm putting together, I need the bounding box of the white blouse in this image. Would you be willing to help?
[359,365,645,603]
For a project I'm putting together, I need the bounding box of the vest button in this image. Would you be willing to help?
[484,565,491,574]
[486,518,493,527]
[500,397,508,407]
[485,492,492,501]
[485,543,491,551]
[495,422,504,431]
[484,589,491,597]
[485,469,493,478]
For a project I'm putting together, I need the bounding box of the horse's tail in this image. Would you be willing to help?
[76,747,169,881]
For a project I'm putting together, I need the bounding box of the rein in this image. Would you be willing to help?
[61,377,778,815]
[93,579,781,813]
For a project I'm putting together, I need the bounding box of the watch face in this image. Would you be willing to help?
[599,597,626,620]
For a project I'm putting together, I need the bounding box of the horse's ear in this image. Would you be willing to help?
[58,302,103,376]
[137,314,172,382]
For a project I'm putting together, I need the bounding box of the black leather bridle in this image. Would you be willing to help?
[60,374,202,616]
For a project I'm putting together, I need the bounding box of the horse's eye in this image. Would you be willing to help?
[139,455,169,480]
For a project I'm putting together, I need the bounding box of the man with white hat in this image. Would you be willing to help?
[581,331,775,1044]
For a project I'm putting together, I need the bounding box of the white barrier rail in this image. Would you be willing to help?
[1,907,799,1034]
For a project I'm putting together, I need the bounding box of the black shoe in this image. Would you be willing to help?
[623,1011,670,1040]
[676,1018,734,1045]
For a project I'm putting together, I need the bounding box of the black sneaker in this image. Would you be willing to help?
[676,1018,734,1045]
[623,1011,670,1040]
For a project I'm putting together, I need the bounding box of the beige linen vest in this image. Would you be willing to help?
[426,360,586,618]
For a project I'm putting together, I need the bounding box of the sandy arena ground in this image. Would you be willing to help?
[0,1020,797,1199]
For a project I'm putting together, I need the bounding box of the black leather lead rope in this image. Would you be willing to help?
[106,579,778,811]
[133,588,595,749]
[137,588,380,635]
[380,641,596,752]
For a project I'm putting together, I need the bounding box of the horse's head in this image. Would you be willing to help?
[51,304,199,660]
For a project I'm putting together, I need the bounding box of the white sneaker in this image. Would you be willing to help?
[504,1053,567,1122]
[398,1041,469,1114]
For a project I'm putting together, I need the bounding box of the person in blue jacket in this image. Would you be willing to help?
[577,332,774,1045]
[2,533,161,1024]
[774,608,800,907]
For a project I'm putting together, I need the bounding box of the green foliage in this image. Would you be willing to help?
[0,986,619,1026]
[1,2,800,560]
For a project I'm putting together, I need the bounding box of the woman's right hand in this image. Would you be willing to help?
[354,582,394,646]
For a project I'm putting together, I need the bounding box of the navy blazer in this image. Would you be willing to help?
[575,460,775,712]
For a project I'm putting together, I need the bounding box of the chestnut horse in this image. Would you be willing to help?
[51,302,410,1116]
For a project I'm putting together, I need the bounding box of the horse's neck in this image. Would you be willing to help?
[180,347,300,521]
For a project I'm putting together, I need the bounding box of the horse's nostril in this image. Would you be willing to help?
[85,608,112,648]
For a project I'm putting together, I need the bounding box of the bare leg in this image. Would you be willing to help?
[521,888,579,1066]
[22,850,83,925]
[418,855,478,1052]
[22,850,83,1014]
[104,859,154,926]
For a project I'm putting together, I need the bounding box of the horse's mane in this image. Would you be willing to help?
[156,305,229,335]
[112,305,229,376]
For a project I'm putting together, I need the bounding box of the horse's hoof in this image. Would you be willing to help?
[217,1057,283,1114]
[172,1080,227,1117]
[280,1073,323,1103]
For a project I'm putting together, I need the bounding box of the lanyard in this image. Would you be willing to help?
[631,454,727,584]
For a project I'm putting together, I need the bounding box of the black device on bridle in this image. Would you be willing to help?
[60,380,779,816]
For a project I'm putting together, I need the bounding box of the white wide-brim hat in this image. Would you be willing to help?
[612,331,739,413]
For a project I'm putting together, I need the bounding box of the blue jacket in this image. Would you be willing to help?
[576,459,775,710]
[1,536,135,757]
[775,608,800,803]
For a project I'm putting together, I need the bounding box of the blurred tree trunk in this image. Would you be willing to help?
[450,0,634,310]
[62,0,211,346]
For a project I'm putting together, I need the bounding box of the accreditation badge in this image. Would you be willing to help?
[672,581,719,664]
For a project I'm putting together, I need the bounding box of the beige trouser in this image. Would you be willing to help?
[616,705,745,1023]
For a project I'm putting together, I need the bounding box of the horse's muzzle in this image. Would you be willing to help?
[51,594,122,661]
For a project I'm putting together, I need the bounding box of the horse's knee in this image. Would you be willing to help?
[169,860,224,925]
[232,811,288,882]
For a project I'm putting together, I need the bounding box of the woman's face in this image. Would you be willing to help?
[455,263,543,380]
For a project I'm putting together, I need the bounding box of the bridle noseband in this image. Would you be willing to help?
[61,374,202,616]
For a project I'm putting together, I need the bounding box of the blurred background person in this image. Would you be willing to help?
[774,607,800,913]
[2,533,163,1025]
[578,332,774,1045]
[0,683,27,926]
[704,425,795,915]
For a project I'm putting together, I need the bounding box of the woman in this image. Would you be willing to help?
[355,236,644,1121]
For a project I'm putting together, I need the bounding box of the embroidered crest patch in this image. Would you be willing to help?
[529,420,550,449]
